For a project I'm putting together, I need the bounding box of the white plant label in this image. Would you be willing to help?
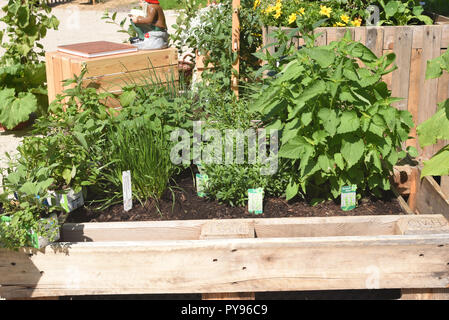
[122,170,132,212]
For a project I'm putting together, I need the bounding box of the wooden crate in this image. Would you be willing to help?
[262,23,449,161]
[45,47,179,105]
[0,166,448,300]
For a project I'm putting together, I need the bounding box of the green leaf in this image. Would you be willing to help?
[318,154,333,172]
[334,153,345,170]
[0,89,37,129]
[385,1,399,18]
[19,182,38,196]
[421,146,449,177]
[301,111,313,126]
[350,43,378,63]
[286,180,299,201]
[303,47,335,68]
[417,101,449,146]
[119,91,137,107]
[337,111,360,134]
[341,136,364,168]
[62,168,72,185]
[318,108,339,136]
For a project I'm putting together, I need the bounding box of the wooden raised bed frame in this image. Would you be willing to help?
[0,166,448,300]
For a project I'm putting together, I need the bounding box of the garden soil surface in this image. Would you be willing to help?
[67,168,404,223]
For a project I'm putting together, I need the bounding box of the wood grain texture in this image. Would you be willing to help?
[1,234,448,299]
[416,176,449,220]
[201,219,255,300]
[418,25,442,159]
[406,48,422,150]
[61,215,441,243]
[401,288,449,300]
[391,27,413,111]
[366,27,384,58]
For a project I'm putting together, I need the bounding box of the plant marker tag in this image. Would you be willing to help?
[122,170,132,212]
[197,162,205,175]
[29,213,60,249]
[341,185,357,211]
[1,216,11,225]
[196,173,209,197]
[248,188,264,214]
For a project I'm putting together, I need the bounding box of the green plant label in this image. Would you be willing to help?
[248,188,264,214]
[196,174,209,197]
[197,163,206,175]
[122,170,132,212]
[29,213,60,249]
[341,185,357,211]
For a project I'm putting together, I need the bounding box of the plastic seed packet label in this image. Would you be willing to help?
[47,189,84,213]
[197,163,205,175]
[248,188,264,214]
[341,185,357,211]
[196,174,209,197]
[1,216,11,224]
[29,213,60,249]
[122,170,132,212]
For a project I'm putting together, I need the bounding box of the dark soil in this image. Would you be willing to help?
[66,169,404,223]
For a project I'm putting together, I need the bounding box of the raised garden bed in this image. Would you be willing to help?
[1,165,448,300]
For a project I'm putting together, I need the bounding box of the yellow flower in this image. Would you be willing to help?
[298,7,305,16]
[340,14,350,24]
[319,5,332,18]
[288,13,297,24]
[336,22,346,27]
[274,8,282,19]
[275,0,282,11]
[253,0,260,10]
[265,5,275,14]
[351,18,362,27]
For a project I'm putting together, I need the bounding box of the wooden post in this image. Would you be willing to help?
[231,0,240,98]
[200,220,255,300]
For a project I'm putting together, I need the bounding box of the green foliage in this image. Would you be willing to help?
[171,0,262,93]
[251,30,415,202]
[0,0,59,129]
[100,118,176,206]
[417,50,449,177]
[102,9,137,40]
[376,0,433,25]
[1,157,61,249]
[199,100,288,207]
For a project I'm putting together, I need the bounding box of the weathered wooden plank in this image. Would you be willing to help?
[401,288,449,300]
[365,27,384,58]
[81,66,179,93]
[442,176,449,200]
[416,175,449,220]
[62,215,432,243]
[201,220,255,300]
[1,234,448,299]
[82,48,178,77]
[391,27,413,111]
[418,25,442,159]
[61,220,204,242]
[314,27,327,46]
[406,48,423,151]
[396,214,449,234]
